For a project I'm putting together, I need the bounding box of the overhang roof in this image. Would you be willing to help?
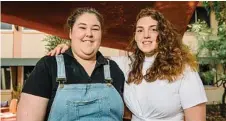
[1,1,198,50]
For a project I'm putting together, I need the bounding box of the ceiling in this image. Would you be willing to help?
[1,1,198,50]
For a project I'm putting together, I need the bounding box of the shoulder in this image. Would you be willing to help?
[179,65,207,109]
[109,59,124,76]
[108,59,125,93]
[29,55,57,78]
[31,55,58,79]
[110,56,130,64]
[36,55,56,66]
[181,65,199,79]
[108,59,125,81]
[110,56,131,74]
[22,56,56,99]
[36,54,71,69]
[179,64,205,91]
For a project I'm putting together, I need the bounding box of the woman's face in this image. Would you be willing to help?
[135,16,159,55]
[70,13,102,60]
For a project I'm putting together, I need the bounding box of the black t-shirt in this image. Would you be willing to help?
[22,48,125,120]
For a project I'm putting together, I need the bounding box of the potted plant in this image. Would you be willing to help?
[42,35,70,52]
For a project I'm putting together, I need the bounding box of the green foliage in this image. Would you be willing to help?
[187,20,212,46]
[12,83,23,100]
[201,69,216,85]
[187,20,215,57]
[187,2,226,64]
[217,23,226,63]
[42,35,70,52]
[203,1,226,25]
[187,20,212,34]
[187,2,226,86]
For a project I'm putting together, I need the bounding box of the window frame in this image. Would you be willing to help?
[1,66,13,91]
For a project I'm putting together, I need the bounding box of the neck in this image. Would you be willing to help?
[144,48,158,57]
[72,52,97,76]
[72,52,96,65]
[145,51,156,57]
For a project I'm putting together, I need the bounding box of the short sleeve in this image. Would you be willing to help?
[22,56,52,99]
[179,66,208,109]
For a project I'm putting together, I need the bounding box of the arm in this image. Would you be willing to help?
[17,93,49,121]
[184,103,206,121]
[17,57,52,121]
[179,67,208,121]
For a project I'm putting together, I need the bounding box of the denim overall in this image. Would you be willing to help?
[47,55,124,121]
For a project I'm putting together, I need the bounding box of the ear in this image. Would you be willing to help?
[69,29,72,39]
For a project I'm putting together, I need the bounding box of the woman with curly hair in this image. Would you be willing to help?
[48,8,207,121]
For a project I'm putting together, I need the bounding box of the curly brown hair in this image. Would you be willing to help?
[127,8,198,84]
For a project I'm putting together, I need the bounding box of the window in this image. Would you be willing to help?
[23,27,33,30]
[1,22,13,31]
[22,27,39,32]
[189,7,210,27]
[23,66,34,84]
[1,66,11,90]
[199,64,215,85]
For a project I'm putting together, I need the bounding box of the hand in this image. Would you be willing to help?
[47,44,69,56]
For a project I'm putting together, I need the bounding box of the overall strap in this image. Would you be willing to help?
[55,54,67,88]
[103,59,113,84]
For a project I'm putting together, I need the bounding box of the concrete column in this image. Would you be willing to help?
[13,26,22,58]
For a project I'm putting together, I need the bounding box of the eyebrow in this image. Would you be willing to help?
[78,23,86,26]
[78,23,100,28]
[136,25,157,29]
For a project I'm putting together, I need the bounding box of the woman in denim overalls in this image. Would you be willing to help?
[17,7,124,121]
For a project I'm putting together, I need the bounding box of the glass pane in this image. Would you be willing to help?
[1,66,11,90]
[199,64,214,85]
[189,10,196,25]
[196,7,210,27]
[24,66,35,84]
[1,22,13,30]
[23,27,34,30]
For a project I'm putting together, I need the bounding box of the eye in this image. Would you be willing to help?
[152,29,157,31]
[136,29,143,33]
[92,28,100,31]
[79,27,86,29]
[150,28,158,33]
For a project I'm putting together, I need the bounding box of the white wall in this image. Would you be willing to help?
[21,32,47,58]
[1,32,14,58]
[182,32,199,54]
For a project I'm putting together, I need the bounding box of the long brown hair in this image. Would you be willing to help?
[127,8,198,84]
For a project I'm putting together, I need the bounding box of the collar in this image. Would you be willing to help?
[144,54,157,63]
[65,48,108,65]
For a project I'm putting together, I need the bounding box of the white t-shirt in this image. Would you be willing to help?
[111,56,207,121]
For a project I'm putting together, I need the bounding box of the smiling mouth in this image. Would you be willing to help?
[81,40,94,43]
[142,41,152,45]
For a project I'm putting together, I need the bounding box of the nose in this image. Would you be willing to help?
[144,30,150,39]
[85,29,93,38]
